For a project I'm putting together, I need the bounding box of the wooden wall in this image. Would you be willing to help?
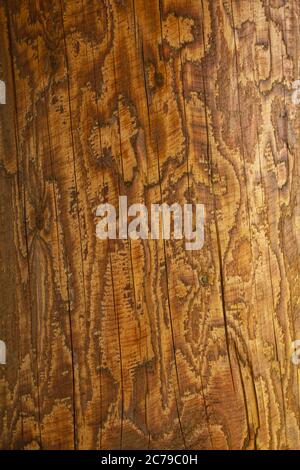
[1,0,300,450]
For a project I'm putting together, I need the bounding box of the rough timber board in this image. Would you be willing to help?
[0,0,300,450]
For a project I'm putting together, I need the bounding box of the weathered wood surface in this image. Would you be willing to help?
[1,0,300,450]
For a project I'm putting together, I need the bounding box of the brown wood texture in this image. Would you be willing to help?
[1,0,300,450]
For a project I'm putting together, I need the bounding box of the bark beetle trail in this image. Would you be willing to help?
[1,0,300,450]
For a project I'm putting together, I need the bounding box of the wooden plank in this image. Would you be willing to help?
[5,0,76,449]
[1,0,300,450]
[0,0,37,449]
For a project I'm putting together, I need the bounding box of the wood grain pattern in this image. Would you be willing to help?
[1,0,300,449]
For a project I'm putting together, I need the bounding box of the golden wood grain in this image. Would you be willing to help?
[1,0,300,450]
